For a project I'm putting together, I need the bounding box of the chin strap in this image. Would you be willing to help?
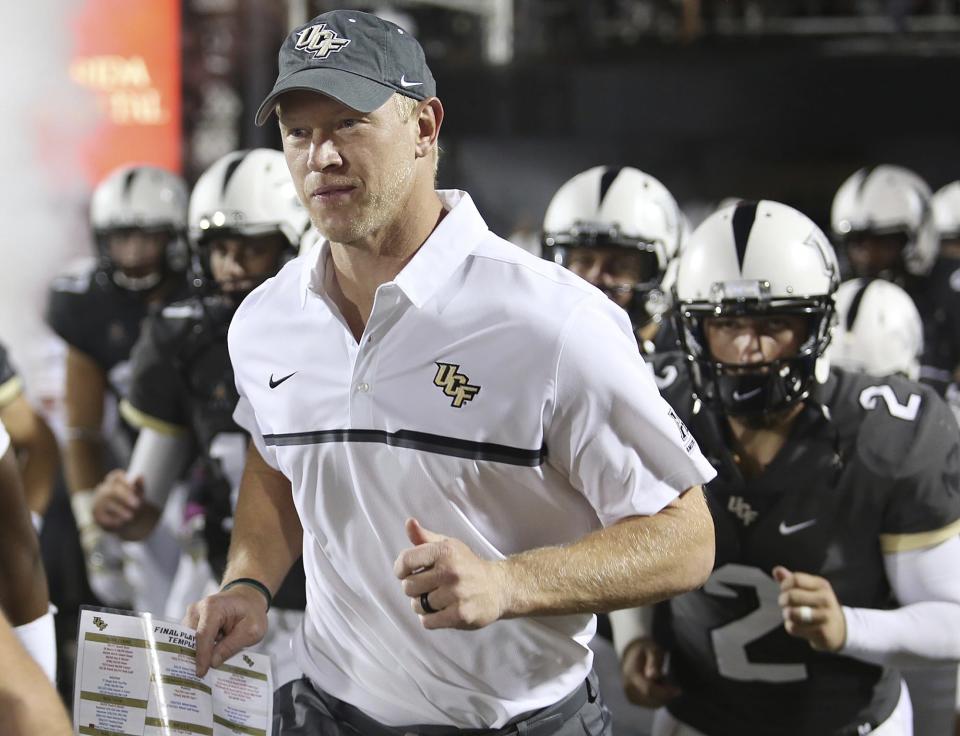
[814,355,831,384]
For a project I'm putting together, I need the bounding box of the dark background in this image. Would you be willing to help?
[183,0,960,236]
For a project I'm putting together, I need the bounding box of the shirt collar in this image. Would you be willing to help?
[299,189,489,309]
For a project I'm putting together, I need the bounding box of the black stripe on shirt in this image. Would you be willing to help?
[263,428,547,467]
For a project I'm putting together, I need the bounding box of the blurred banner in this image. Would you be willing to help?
[68,0,181,183]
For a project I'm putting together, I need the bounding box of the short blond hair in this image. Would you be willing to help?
[394,93,439,178]
[394,94,419,122]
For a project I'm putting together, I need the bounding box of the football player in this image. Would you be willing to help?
[933,181,960,261]
[90,149,309,685]
[831,165,960,395]
[0,340,59,527]
[827,278,923,381]
[614,200,960,735]
[46,163,190,607]
[825,276,959,736]
[542,166,684,354]
[0,418,56,683]
[0,611,71,735]
[929,181,960,388]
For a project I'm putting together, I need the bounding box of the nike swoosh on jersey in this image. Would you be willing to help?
[778,519,817,535]
[399,75,423,88]
[732,387,762,401]
[269,371,297,389]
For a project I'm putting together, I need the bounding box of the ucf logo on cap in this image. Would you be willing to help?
[295,23,351,60]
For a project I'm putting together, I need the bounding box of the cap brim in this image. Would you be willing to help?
[255,68,395,126]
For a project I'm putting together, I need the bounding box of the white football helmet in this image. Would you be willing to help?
[541,165,682,326]
[188,149,309,293]
[90,164,188,290]
[827,278,922,381]
[675,200,839,416]
[932,181,960,241]
[831,165,937,277]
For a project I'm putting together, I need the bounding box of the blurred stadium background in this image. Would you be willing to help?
[2,0,959,414]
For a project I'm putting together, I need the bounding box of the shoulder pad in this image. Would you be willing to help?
[145,298,204,353]
[50,271,93,295]
[829,369,954,477]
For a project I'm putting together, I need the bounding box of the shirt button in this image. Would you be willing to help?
[357,382,370,393]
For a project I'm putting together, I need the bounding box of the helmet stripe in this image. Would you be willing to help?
[598,166,623,207]
[731,201,759,271]
[845,277,873,332]
[122,168,138,200]
[855,165,876,200]
[221,149,253,197]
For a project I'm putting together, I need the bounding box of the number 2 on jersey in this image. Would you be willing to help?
[858,385,921,421]
[706,564,808,683]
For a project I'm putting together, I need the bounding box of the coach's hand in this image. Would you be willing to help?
[395,518,507,630]
[92,470,143,530]
[184,586,268,677]
[773,566,846,652]
[620,637,681,707]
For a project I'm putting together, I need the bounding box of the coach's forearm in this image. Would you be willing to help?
[222,445,302,593]
[500,485,713,618]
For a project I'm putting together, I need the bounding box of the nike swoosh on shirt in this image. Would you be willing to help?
[269,372,297,389]
[779,519,817,535]
[399,75,423,88]
[732,387,762,401]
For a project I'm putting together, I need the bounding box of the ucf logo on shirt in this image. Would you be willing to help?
[434,362,481,408]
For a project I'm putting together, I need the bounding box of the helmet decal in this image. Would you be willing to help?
[221,149,252,197]
[844,277,872,332]
[731,201,758,271]
[599,166,623,206]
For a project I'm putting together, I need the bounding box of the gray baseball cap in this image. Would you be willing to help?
[255,10,436,126]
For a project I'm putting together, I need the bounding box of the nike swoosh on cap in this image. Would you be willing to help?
[779,519,817,535]
[399,75,423,87]
[269,371,297,389]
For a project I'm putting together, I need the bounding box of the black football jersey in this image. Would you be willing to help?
[650,352,960,735]
[46,265,187,397]
[124,296,305,610]
[921,258,960,392]
[639,319,681,356]
[0,340,21,408]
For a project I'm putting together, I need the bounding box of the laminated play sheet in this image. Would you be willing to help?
[73,607,273,736]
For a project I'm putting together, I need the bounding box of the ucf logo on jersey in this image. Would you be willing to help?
[434,362,481,408]
[728,496,758,526]
[295,24,351,60]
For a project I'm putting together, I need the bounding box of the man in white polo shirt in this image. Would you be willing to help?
[185,10,717,735]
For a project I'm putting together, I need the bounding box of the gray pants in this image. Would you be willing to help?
[273,671,612,736]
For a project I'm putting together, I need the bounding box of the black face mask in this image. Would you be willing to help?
[710,358,808,418]
[676,300,834,420]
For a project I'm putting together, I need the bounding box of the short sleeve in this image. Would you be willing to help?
[546,296,716,526]
[881,390,960,552]
[119,316,190,435]
[232,394,281,471]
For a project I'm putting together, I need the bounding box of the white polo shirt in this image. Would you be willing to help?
[229,189,716,729]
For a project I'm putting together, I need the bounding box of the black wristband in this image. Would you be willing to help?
[221,578,273,611]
